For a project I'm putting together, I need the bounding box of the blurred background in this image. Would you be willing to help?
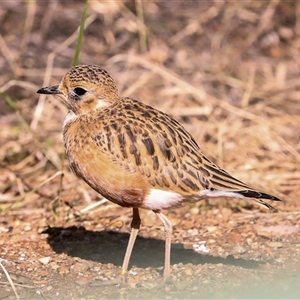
[0,1,299,299]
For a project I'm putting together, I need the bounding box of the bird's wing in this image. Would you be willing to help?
[91,98,280,209]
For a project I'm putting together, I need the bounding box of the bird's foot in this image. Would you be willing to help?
[88,269,171,289]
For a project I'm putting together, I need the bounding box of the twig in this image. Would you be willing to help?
[19,0,36,57]
[0,258,20,300]
[134,0,148,53]
[0,34,22,77]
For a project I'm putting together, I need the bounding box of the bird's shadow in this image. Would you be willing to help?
[43,226,263,270]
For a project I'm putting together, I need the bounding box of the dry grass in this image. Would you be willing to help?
[0,1,299,224]
[1,2,300,298]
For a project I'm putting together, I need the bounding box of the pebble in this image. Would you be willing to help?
[39,256,51,265]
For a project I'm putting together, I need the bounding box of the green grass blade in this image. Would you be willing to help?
[73,0,90,66]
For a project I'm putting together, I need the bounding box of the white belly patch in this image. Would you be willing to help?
[142,189,183,210]
[142,188,244,211]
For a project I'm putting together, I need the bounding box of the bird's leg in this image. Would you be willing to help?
[119,207,141,282]
[89,208,141,287]
[154,210,173,284]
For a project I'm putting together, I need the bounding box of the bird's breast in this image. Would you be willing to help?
[62,119,151,208]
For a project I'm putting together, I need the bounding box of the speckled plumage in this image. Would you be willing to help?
[37,65,281,284]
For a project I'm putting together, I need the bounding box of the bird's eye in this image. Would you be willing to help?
[73,87,87,96]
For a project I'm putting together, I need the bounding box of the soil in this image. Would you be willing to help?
[1,1,300,299]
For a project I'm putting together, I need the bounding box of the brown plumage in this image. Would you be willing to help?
[37,64,281,284]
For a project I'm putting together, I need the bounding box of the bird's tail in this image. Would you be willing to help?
[229,189,281,211]
[200,155,281,212]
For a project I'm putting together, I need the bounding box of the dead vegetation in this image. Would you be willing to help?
[0,1,299,299]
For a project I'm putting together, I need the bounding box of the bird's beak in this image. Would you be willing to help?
[37,85,60,95]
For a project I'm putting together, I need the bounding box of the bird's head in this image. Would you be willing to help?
[37,65,119,115]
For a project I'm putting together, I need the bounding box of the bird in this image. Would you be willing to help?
[37,64,281,285]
